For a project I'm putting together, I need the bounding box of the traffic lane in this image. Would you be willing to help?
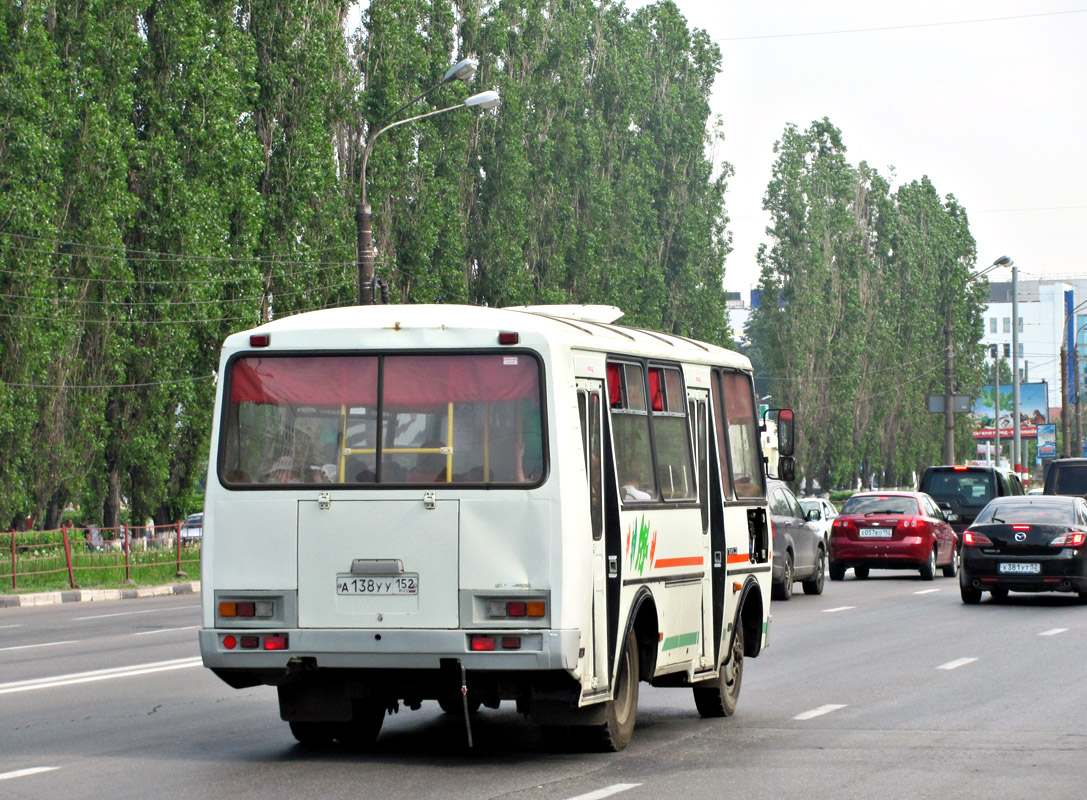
[0,597,201,684]
[753,571,1087,731]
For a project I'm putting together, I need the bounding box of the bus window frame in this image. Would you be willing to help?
[216,348,550,491]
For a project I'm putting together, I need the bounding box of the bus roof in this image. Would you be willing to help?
[224,304,751,370]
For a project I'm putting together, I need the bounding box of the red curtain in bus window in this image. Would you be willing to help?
[382,355,539,405]
[229,356,378,406]
[607,363,622,407]
[647,368,664,412]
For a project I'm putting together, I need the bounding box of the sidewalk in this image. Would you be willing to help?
[0,581,201,608]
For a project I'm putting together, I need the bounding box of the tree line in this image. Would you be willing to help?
[747,119,986,492]
[1,0,731,529]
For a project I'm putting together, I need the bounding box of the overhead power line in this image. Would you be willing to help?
[724,9,1087,42]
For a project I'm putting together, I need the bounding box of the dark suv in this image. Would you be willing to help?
[1042,458,1087,497]
[918,465,1024,534]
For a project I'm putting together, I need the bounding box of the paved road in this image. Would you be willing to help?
[2,575,1085,799]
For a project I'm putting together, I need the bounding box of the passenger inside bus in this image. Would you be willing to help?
[407,441,447,482]
[621,471,652,501]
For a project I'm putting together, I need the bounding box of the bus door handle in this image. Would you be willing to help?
[608,556,618,578]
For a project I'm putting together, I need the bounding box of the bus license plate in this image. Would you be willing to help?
[859,528,892,538]
[336,575,419,595]
[998,562,1040,574]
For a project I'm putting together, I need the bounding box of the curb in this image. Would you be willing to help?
[0,581,200,608]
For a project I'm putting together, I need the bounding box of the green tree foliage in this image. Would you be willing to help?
[750,119,979,491]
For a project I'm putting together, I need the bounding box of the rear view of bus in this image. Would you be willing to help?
[199,304,787,751]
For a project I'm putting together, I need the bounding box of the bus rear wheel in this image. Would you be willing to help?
[334,701,385,749]
[693,622,743,718]
[589,629,639,752]
[288,720,335,747]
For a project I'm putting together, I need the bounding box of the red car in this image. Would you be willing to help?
[829,491,958,581]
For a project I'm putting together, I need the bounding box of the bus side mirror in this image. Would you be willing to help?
[778,456,795,482]
[776,408,794,457]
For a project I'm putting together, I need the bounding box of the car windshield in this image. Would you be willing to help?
[841,495,919,515]
[1053,465,1087,495]
[799,500,818,511]
[923,471,994,507]
[975,502,1075,525]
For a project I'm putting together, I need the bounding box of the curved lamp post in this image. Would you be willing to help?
[1060,299,1087,455]
[355,60,498,305]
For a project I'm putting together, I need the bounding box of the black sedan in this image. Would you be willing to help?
[960,495,1087,604]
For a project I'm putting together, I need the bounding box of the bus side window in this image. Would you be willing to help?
[649,366,695,501]
[609,361,656,503]
[579,388,604,540]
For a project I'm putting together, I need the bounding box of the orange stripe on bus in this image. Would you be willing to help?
[654,556,704,568]
[726,554,751,564]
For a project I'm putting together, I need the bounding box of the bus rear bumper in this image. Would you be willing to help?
[199,627,581,674]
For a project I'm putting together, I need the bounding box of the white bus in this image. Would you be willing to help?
[199,303,794,751]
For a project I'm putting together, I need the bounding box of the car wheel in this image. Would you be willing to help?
[772,552,794,600]
[989,587,1009,602]
[334,701,386,749]
[853,565,870,580]
[829,562,846,581]
[942,548,959,578]
[920,547,936,581]
[693,621,743,718]
[960,583,982,604]
[803,548,825,595]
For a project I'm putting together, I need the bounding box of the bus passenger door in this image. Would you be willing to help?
[688,390,713,667]
[577,381,609,692]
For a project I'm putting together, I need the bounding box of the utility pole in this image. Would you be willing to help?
[994,352,1001,468]
[1012,264,1021,477]
[943,313,955,464]
[1062,344,1070,456]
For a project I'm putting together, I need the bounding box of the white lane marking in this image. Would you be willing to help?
[133,625,200,636]
[793,704,847,720]
[914,589,940,595]
[0,624,22,629]
[938,658,978,670]
[1039,628,1069,636]
[823,606,855,613]
[0,640,78,653]
[0,767,59,781]
[0,657,202,695]
[74,605,198,621]
[564,785,642,800]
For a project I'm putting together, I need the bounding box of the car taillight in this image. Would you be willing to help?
[1050,531,1087,547]
[896,517,923,530]
[963,530,992,546]
[832,518,853,529]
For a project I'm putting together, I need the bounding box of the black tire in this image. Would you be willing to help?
[989,587,1009,602]
[802,548,825,595]
[772,552,794,600]
[960,583,982,604]
[693,621,744,718]
[437,694,482,715]
[853,565,870,580]
[288,721,336,746]
[942,548,959,578]
[829,562,846,581]
[588,629,639,752]
[334,701,385,749]
[920,547,936,581]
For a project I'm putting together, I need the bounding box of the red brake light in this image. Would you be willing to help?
[249,334,270,347]
[963,530,992,546]
[1011,525,1030,531]
[263,635,288,650]
[471,636,496,652]
[952,466,967,471]
[498,332,519,345]
[1050,531,1087,547]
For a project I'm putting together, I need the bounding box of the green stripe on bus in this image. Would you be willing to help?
[661,631,700,650]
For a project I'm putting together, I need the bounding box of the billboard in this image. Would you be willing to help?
[1038,423,1057,458]
[972,381,1049,439]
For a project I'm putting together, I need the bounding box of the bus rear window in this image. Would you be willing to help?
[220,353,544,487]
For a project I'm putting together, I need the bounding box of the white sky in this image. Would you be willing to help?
[627,0,1087,296]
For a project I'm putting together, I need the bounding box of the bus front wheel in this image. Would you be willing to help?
[693,622,743,718]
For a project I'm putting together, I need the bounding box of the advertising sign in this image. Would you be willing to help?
[1038,423,1057,458]
[972,381,1049,439]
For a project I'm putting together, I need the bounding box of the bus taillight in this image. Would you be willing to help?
[470,636,496,651]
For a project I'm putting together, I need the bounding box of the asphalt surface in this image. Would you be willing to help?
[2,572,1085,799]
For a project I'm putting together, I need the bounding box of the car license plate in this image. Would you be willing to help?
[336,574,419,595]
[998,562,1041,575]
[859,528,892,538]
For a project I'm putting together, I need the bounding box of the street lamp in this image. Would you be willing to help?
[355,60,497,304]
[943,255,1012,465]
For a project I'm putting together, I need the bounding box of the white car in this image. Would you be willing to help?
[180,512,203,545]
[799,497,838,547]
